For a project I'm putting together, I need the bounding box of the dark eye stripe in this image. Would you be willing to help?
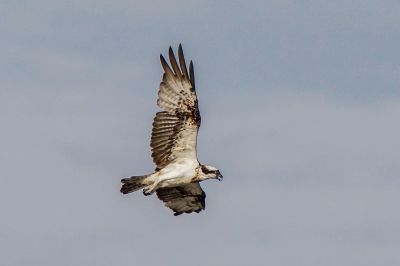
[201,165,216,174]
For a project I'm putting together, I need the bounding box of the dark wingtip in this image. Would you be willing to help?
[168,46,182,77]
[178,44,189,79]
[189,60,194,74]
[160,53,174,76]
[160,54,166,64]
[189,60,195,89]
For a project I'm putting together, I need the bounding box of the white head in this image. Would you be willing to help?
[199,164,223,181]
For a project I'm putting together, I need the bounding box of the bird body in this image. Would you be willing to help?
[120,45,222,216]
[143,158,199,192]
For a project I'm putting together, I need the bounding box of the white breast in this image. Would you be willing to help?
[156,158,199,187]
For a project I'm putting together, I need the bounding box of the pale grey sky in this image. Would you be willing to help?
[1,1,400,265]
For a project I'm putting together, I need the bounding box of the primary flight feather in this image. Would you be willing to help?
[120,45,223,216]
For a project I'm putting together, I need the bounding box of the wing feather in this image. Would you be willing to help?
[151,45,201,169]
[189,60,195,90]
[178,44,189,80]
[168,46,182,77]
[160,54,175,77]
[156,183,206,215]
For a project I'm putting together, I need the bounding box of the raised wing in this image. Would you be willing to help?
[151,45,201,170]
[156,183,206,215]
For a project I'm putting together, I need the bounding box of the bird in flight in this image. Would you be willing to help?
[120,45,223,216]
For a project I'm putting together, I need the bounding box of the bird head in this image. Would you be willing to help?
[200,165,223,181]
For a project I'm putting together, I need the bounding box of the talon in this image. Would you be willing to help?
[142,188,153,196]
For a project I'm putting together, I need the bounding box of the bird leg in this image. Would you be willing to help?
[142,181,159,196]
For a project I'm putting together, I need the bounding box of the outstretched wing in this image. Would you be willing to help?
[156,183,206,215]
[151,45,201,170]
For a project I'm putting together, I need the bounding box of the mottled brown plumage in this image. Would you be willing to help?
[152,45,205,215]
[156,183,206,216]
[152,45,201,169]
[121,45,222,216]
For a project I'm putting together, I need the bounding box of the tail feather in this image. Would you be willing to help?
[120,175,148,194]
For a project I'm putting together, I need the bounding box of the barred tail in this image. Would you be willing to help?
[120,175,148,194]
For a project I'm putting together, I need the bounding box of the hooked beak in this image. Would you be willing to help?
[217,171,223,181]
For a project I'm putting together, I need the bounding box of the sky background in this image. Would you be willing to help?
[1,1,400,265]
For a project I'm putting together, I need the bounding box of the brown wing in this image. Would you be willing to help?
[151,45,201,170]
[156,183,206,216]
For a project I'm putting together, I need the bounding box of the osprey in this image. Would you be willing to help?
[120,45,223,216]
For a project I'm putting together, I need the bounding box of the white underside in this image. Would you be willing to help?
[145,158,199,191]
